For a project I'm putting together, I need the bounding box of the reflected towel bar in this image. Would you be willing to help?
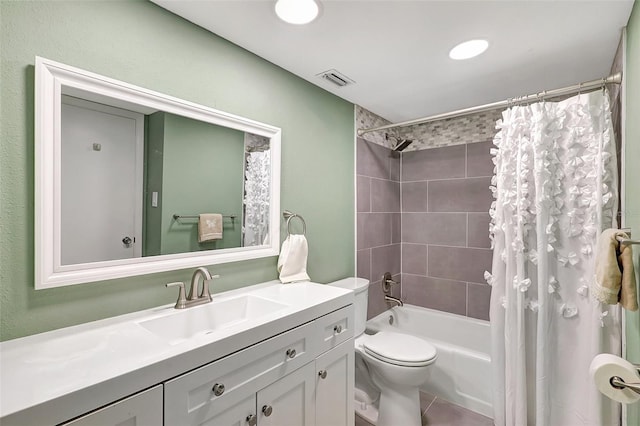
[173,214,237,221]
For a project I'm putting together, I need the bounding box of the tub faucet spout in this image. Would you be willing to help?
[384,294,404,307]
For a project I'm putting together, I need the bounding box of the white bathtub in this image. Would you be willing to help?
[366,304,493,418]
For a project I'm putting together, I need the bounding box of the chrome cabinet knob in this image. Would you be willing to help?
[333,325,342,334]
[246,414,257,426]
[318,370,327,379]
[286,348,296,359]
[262,405,273,417]
[122,236,132,245]
[212,383,225,396]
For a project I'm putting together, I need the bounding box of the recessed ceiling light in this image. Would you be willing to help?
[449,39,489,60]
[275,0,319,25]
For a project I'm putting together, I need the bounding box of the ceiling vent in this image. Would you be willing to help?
[316,69,355,87]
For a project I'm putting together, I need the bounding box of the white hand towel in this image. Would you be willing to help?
[277,234,310,283]
[198,213,223,243]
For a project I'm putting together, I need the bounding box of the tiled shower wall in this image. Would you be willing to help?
[400,141,493,320]
[357,106,495,321]
[356,138,402,319]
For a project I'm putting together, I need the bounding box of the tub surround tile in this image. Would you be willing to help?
[391,213,401,244]
[357,249,371,281]
[371,244,401,281]
[428,246,493,284]
[402,243,428,276]
[401,275,467,316]
[390,152,401,182]
[467,283,492,321]
[367,279,388,319]
[467,213,491,248]
[466,140,494,177]
[357,138,394,180]
[402,145,466,181]
[428,177,492,213]
[357,176,371,212]
[371,179,400,212]
[401,181,428,212]
[401,213,467,246]
[357,213,391,250]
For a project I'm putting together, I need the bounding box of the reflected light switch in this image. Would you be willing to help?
[152,192,158,207]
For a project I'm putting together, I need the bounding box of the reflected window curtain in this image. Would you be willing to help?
[488,90,621,426]
[243,151,271,247]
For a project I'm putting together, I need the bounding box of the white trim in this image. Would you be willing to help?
[35,57,281,289]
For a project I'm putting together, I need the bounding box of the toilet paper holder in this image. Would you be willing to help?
[609,364,640,395]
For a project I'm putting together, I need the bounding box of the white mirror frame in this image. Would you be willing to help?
[35,57,281,289]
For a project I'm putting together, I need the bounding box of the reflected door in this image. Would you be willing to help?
[60,97,143,264]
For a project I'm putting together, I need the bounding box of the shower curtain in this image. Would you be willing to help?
[243,150,271,247]
[488,90,622,426]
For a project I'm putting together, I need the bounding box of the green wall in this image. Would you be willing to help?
[0,0,355,341]
[624,1,640,424]
[160,112,244,253]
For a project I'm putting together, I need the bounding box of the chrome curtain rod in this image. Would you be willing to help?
[357,72,622,136]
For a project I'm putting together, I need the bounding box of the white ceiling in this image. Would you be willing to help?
[151,0,634,123]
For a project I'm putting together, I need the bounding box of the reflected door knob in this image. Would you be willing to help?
[122,236,132,245]
[318,370,327,379]
[262,405,273,417]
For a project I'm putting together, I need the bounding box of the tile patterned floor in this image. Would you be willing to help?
[355,391,493,426]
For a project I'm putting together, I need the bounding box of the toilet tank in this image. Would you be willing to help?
[328,278,369,336]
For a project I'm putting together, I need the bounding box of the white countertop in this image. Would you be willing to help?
[0,281,353,424]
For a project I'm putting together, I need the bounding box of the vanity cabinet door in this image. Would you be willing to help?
[198,394,257,426]
[315,339,354,426]
[256,363,315,426]
[61,385,162,426]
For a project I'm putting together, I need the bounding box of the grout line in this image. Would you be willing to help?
[466,212,470,248]
[402,175,493,184]
[466,282,469,316]
[465,143,468,178]
[424,396,437,414]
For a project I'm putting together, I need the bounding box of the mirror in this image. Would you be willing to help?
[35,57,281,289]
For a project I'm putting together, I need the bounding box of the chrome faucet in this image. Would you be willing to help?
[381,272,404,307]
[384,294,404,307]
[166,267,219,309]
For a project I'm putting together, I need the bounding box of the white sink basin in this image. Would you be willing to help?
[139,295,288,344]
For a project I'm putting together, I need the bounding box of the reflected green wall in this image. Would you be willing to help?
[624,1,640,424]
[160,113,244,253]
[0,0,354,341]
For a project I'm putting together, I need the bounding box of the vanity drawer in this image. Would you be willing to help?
[316,306,354,354]
[164,320,317,426]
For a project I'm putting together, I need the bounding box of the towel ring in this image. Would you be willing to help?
[283,210,306,236]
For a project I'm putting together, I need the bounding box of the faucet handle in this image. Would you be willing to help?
[166,281,187,309]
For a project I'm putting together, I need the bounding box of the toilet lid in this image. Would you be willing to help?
[362,331,437,367]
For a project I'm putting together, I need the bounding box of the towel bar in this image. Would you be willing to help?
[283,210,306,236]
[173,214,236,221]
[617,228,639,246]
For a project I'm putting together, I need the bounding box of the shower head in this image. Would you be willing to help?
[386,133,413,152]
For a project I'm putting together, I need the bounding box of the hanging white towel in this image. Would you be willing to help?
[198,213,223,243]
[277,234,310,283]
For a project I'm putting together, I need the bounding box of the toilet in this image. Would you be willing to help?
[329,278,437,426]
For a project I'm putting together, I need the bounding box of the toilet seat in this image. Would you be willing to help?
[362,331,437,367]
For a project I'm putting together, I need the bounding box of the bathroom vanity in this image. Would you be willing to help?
[0,281,355,426]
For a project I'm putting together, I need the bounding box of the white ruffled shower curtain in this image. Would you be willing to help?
[488,90,622,426]
[243,150,271,247]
